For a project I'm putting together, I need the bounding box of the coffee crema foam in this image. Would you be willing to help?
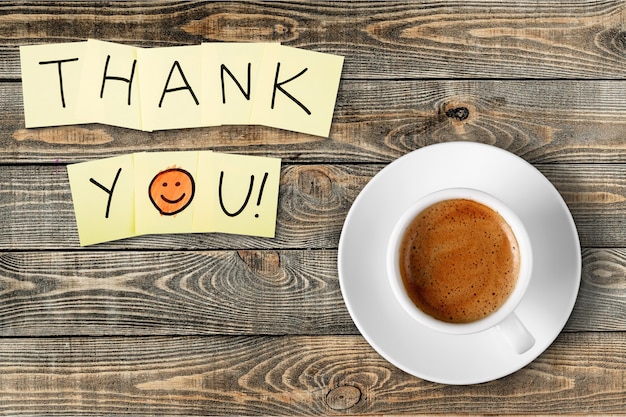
[398,198,520,323]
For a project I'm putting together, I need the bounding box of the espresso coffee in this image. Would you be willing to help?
[398,198,520,323]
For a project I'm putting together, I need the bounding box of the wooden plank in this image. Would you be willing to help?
[0,248,621,337]
[3,80,626,164]
[0,164,372,250]
[570,249,626,332]
[0,333,623,415]
[0,250,353,336]
[1,1,626,79]
[0,163,624,249]
[535,164,626,249]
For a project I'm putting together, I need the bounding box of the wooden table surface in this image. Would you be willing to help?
[1,1,625,415]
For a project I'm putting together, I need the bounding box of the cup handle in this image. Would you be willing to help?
[496,312,535,354]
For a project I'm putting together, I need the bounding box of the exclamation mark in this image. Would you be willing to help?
[254,172,269,218]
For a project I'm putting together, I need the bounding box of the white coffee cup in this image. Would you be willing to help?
[386,188,535,354]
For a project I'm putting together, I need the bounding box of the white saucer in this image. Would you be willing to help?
[338,142,581,384]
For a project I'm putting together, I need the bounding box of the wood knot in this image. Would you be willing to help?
[236,250,280,276]
[274,23,292,36]
[297,167,333,200]
[445,106,470,121]
[325,385,361,411]
[614,30,626,50]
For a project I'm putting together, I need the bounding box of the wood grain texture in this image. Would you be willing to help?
[1,1,626,79]
[0,163,623,249]
[4,80,626,164]
[0,164,371,250]
[570,249,626,332]
[0,249,353,336]
[0,248,622,337]
[1,1,625,414]
[0,333,624,415]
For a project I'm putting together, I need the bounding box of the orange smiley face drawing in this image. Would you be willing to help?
[149,168,195,215]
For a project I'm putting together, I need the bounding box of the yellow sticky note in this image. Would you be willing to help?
[138,45,209,131]
[76,39,143,130]
[202,42,273,125]
[134,151,199,235]
[193,152,281,238]
[67,154,135,246]
[20,41,87,127]
[250,44,344,138]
